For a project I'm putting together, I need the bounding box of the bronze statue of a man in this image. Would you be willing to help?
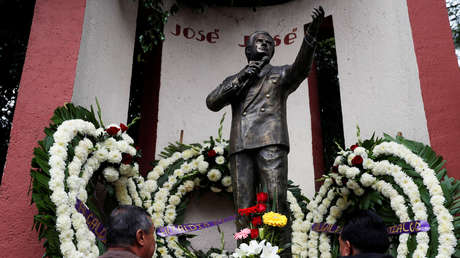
[207,7,325,229]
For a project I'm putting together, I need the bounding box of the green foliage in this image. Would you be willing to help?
[30,103,100,257]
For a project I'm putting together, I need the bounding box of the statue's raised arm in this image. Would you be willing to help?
[284,6,325,93]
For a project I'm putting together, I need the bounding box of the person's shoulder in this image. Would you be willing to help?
[98,249,139,258]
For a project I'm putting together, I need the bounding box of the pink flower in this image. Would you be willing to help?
[233,228,251,240]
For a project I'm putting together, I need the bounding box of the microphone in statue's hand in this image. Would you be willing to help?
[248,56,270,77]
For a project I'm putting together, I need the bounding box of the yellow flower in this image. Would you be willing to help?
[263,211,288,227]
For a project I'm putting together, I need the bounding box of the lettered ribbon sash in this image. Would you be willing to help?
[156,215,236,237]
[75,199,107,243]
[311,220,430,235]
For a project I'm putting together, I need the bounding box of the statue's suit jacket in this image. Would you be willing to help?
[206,37,314,155]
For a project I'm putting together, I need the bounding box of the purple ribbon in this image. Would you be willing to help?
[312,220,430,235]
[311,222,342,234]
[156,215,236,237]
[75,199,107,243]
[386,220,430,235]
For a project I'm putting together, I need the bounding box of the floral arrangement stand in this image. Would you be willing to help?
[30,104,459,258]
[300,133,460,258]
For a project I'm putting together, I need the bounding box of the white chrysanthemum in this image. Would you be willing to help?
[207,169,222,182]
[51,189,68,207]
[153,218,164,227]
[198,161,209,173]
[221,176,232,187]
[169,195,181,206]
[148,171,162,182]
[56,215,72,232]
[184,180,195,192]
[346,180,359,190]
[85,157,99,171]
[168,176,178,185]
[49,177,64,191]
[353,146,368,158]
[214,146,224,155]
[345,167,360,179]
[172,152,182,160]
[115,140,130,153]
[77,240,91,252]
[107,150,122,163]
[158,158,172,169]
[103,167,119,182]
[94,148,109,162]
[340,187,350,196]
[215,156,225,165]
[182,149,195,160]
[181,163,192,173]
[354,187,365,196]
[226,186,233,192]
[49,145,68,159]
[157,247,168,255]
[49,155,66,170]
[153,202,165,212]
[337,165,347,175]
[333,156,343,166]
[121,133,134,144]
[103,138,117,150]
[143,200,152,208]
[360,173,376,187]
[143,180,158,193]
[177,185,187,195]
[60,240,76,256]
[77,189,88,202]
[170,169,183,179]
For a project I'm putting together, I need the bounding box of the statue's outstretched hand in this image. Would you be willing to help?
[304,6,325,38]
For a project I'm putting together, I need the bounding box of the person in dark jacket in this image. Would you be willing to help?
[99,205,155,258]
[339,210,393,258]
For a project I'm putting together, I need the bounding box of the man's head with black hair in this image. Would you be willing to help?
[105,205,155,258]
[339,210,390,256]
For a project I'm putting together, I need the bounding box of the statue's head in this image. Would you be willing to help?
[245,31,275,62]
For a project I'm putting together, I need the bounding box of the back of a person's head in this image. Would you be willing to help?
[107,205,153,248]
[340,210,390,253]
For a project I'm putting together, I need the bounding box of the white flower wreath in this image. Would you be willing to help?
[300,137,458,258]
[32,106,459,258]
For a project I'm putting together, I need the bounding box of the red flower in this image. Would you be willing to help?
[256,203,266,213]
[238,206,257,216]
[332,165,339,173]
[207,150,217,157]
[252,216,262,227]
[121,153,133,165]
[250,228,259,239]
[256,192,268,203]
[120,123,128,132]
[350,144,358,151]
[351,155,363,166]
[106,126,120,136]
